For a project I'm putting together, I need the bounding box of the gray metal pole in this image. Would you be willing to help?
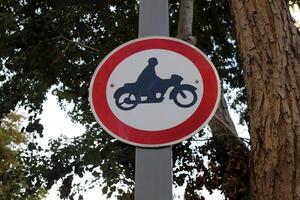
[135,0,173,200]
[135,148,173,200]
[138,0,169,37]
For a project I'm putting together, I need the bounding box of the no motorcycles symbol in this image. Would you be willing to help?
[89,37,220,147]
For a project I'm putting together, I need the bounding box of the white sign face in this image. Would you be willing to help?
[89,36,220,147]
[106,49,203,131]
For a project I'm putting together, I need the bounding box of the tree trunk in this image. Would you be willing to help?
[177,0,250,199]
[228,0,300,199]
[177,0,196,44]
[177,0,240,143]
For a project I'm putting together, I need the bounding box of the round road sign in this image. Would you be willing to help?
[89,36,220,147]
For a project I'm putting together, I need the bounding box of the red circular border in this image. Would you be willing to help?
[90,37,219,147]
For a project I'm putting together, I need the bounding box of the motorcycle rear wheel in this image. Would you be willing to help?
[115,92,138,110]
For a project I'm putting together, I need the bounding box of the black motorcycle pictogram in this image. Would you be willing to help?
[113,57,198,110]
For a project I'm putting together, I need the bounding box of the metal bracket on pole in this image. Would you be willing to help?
[135,0,173,200]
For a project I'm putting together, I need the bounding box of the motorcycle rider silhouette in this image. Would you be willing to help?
[113,57,198,110]
[135,57,163,101]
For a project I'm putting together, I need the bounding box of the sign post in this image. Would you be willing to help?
[136,1,172,198]
[89,0,220,199]
[90,0,173,194]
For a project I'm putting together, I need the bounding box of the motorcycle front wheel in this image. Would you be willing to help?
[173,85,197,108]
[115,92,139,111]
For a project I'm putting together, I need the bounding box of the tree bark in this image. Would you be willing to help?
[177,0,197,44]
[228,0,300,199]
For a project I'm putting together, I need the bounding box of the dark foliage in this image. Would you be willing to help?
[0,0,255,199]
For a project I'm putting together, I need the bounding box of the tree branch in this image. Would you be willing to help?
[59,35,101,52]
[47,35,101,52]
